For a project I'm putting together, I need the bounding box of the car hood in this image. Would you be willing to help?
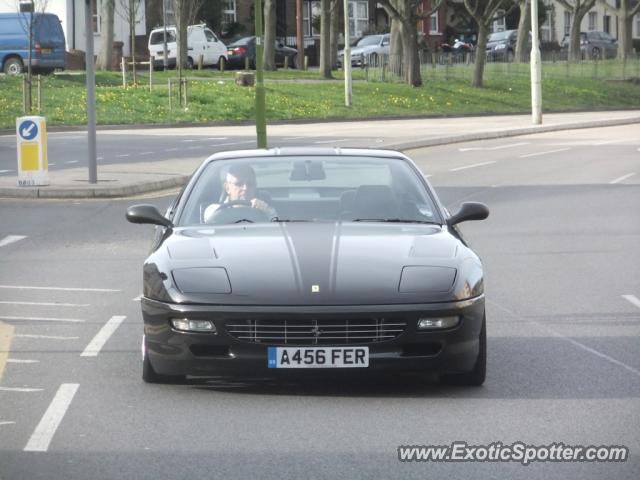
[144,222,483,306]
[349,45,380,56]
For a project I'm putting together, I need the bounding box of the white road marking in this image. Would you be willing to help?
[0,169,13,174]
[24,383,79,452]
[0,285,119,292]
[591,140,616,146]
[165,148,179,152]
[187,146,202,150]
[139,151,154,155]
[449,161,496,172]
[490,300,640,378]
[0,386,43,392]
[0,235,27,248]
[0,301,89,307]
[48,163,56,166]
[519,148,570,158]
[132,295,142,301]
[610,172,636,184]
[212,140,255,147]
[0,421,16,425]
[97,157,104,161]
[622,294,640,309]
[81,315,126,357]
[283,136,305,140]
[7,358,39,363]
[116,154,130,158]
[181,139,196,142]
[206,137,228,140]
[459,142,529,152]
[314,138,350,144]
[15,334,79,340]
[64,160,78,164]
[0,316,85,323]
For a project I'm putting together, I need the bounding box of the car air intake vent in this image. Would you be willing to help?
[226,318,406,345]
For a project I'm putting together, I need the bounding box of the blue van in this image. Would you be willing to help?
[0,12,65,75]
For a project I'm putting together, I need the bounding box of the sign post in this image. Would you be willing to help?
[16,116,48,186]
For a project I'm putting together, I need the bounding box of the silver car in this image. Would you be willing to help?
[338,34,390,67]
[561,31,618,59]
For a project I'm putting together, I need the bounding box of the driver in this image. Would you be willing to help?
[203,164,276,222]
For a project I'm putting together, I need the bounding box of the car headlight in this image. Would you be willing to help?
[171,318,217,333]
[417,317,460,330]
[495,44,506,50]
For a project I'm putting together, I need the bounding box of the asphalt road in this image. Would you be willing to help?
[0,125,639,479]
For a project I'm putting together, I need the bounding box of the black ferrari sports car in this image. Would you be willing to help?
[127,148,489,385]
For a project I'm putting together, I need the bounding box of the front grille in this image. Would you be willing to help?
[225,318,406,345]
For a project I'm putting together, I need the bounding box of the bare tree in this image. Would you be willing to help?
[172,0,189,71]
[599,0,640,61]
[263,0,276,70]
[378,0,443,87]
[329,0,340,69]
[389,15,403,77]
[14,0,50,112]
[96,0,116,70]
[556,0,596,62]
[116,0,143,82]
[463,0,511,87]
[319,0,332,78]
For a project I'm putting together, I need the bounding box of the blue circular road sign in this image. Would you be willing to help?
[19,120,38,140]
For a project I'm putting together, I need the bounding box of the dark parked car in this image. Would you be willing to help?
[127,148,489,386]
[561,31,618,59]
[226,36,297,69]
[485,29,531,62]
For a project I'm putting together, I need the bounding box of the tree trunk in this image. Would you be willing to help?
[515,0,530,63]
[130,0,136,83]
[96,0,115,70]
[329,0,339,69]
[389,17,403,77]
[401,18,421,86]
[472,22,489,87]
[319,0,332,78]
[568,14,582,62]
[263,0,276,70]
[617,11,633,60]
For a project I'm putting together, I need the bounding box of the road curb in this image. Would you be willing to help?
[387,116,640,151]
[0,175,189,199]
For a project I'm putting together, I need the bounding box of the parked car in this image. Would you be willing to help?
[226,36,297,69]
[0,12,65,75]
[126,148,489,386]
[338,34,391,67]
[148,24,227,70]
[485,30,528,62]
[561,31,618,59]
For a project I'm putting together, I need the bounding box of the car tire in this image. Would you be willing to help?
[4,57,24,75]
[440,314,486,387]
[186,57,194,69]
[142,336,185,384]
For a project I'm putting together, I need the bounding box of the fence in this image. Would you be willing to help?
[356,50,640,83]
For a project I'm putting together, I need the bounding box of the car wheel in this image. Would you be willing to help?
[142,336,185,384]
[4,57,24,75]
[440,314,486,387]
[186,57,194,69]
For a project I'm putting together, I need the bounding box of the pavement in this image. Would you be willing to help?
[1,110,639,199]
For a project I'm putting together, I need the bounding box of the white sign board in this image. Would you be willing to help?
[16,116,49,186]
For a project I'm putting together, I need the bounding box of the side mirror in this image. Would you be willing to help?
[126,204,173,228]
[448,202,489,226]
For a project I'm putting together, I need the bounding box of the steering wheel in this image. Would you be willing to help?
[206,199,270,224]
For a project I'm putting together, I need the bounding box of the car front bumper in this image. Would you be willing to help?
[140,295,485,377]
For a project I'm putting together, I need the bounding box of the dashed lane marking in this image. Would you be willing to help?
[139,151,154,155]
[0,285,119,292]
[0,387,43,392]
[519,148,570,158]
[0,316,85,323]
[458,142,530,152]
[81,316,126,357]
[64,160,78,164]
[0,301,90,307]
[0,169,13,174]
[610,173,636,185]
[0,321,15,380]
[116,154,130,158]
[314,139,350,144]
[7,359,39,363]
[449,161,496,172]
[15,334,79,340]
[622,295,640,309]
[24,383,79,452]
[0,235,27,248]
[0,421,16,426]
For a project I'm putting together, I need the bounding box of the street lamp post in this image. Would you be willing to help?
[85,0,97,183]
[343,0,352,107]
[254,0,267,148]
[530,0,542,124]
[162,0,168,71]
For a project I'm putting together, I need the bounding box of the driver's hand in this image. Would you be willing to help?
[251,198,270,212]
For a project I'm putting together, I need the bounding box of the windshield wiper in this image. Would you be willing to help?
[270,218,310,222]
[352,218,441,225]
[233,219,255,224]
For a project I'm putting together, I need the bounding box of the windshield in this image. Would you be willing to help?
[357,35,382,47]
[176,155,440,226]
[229,37,253,47]
[488,31,511,42]
[150,30,176,45]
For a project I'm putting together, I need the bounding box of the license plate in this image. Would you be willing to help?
[41,48,52,54]
[268,346,369,369]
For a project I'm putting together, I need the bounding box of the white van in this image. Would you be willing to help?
[148,24,227,69]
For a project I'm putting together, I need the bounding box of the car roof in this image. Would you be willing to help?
[204,147,409,163]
